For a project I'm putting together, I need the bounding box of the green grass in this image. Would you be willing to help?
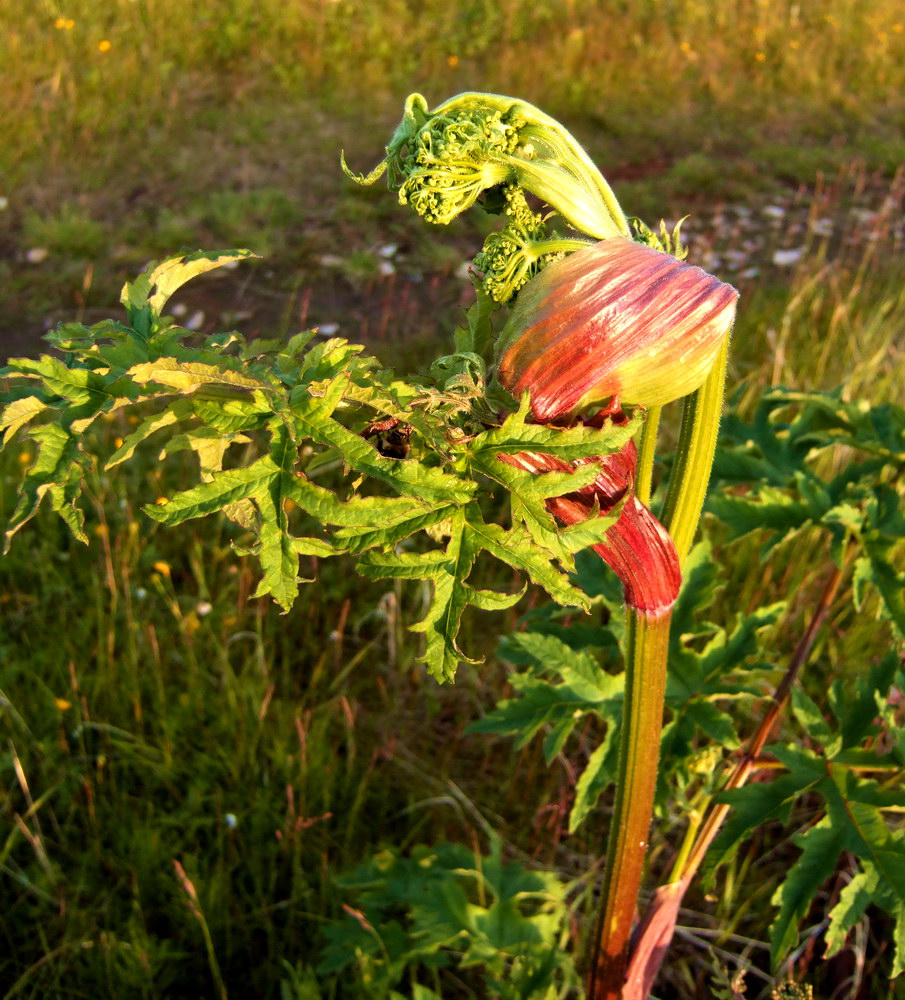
[2,2,904,996]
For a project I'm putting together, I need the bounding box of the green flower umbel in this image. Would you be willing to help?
[343,92,630,240]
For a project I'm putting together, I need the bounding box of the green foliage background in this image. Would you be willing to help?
[1,2,904,998]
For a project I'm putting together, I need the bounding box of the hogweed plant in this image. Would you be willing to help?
[3,93,904,998]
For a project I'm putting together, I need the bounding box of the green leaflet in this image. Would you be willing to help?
[121,249,260,323]
[710,389,905,627]
[319,837,578,996]
[660,542,784,767]
[358,506,523,680]
[468,630,624,831]
[703,653,905,971]
[470,393,641,459]
[4,423,91,549]
[0,395,49,444]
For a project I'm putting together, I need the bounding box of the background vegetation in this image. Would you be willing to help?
[1,1,903,997]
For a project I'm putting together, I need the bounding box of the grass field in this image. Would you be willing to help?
[2,2,904,998]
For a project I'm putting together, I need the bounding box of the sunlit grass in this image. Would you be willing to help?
[2,2,904,996]
[3,0,905,190]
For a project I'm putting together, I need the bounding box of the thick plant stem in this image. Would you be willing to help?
[660,336,730,567]
[589,610,671,1000]
[588,342,731,999]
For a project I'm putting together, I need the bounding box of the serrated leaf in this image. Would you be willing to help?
[143,456,277,524]
[468,450,599,570]
[105,402,191,468]
[859,529,905,641]
[120,250,259,320]
[127,357,272,395]
[703,770,819,887]
[358,508,524,680]
[335,505,455,555]
[0,395,49,444]
[357,502,590,681]
[824,867,878,959]
[8,356,122,409]
[285,474,430,530]
[291,379,475,505]
[161,428,251,480]
[707,486,815,540]
[470,394,642,460]
[570,738,617,832]
[250,473,303,611]
[770,819,846,967]
[4,424,88,549]
[462,511,589,611]
[791,686,841,757]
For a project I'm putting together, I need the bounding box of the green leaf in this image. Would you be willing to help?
[770,819,846,967]
[791,686,841,757]
[824,867,878,960]
[290,378,475,505]
[161,428,251,480]
[4,424,89,549]
[127,357,274,396]
[335,505,455,555]
[358,507,524,680]
[461,511,589,611]
[570,739,616,832]
[0,395,49,444]
[105,402,191,468]
[143,456,277,524]
[121,249,259,322]
[7,356,126,410]
[703,767,819,887]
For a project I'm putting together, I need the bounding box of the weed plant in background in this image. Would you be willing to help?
[2,90,904,1000]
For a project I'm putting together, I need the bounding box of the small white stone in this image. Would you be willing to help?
[378,243,398,258]
[225,813,238,830]
[26,247,49,263]
[185,310,205,330]
[772,248,804,267]
[196,601,213,616]
[316,322,340,336]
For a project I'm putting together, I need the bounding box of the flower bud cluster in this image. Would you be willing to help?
[344,92,629,239]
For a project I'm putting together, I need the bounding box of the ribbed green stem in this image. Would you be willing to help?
[634,406,661,507]
[589,611,671,1000]
[660,336,730,567]
[588,343,730,999]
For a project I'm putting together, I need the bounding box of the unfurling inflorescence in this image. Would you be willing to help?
[343,92,630,239]
[345,90,738,615]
